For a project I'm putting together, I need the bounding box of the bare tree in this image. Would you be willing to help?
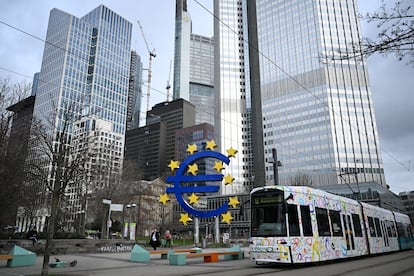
[326,1,414,65]
[83,176,132,238]
[361,1,413,64]
[107,173,171,238]
[23,102,89,276]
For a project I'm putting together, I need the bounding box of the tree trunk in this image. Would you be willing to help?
[40,192,58,276]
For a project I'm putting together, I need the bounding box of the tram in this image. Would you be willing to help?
[249,185,414,264]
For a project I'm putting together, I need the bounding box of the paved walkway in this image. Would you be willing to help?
[0,247,251,276]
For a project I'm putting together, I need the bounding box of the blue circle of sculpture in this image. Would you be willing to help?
[166,150,230,218]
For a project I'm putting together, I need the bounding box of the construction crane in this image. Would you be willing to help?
[166,60,172,102]
[137,20,156,112]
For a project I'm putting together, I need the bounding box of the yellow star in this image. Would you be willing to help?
[226,147,238,158]
[179,213,192,225]
[205,140,217,150]
[228,196,240,208]
[221,211,233,224]
[187,144,198,154]
[188,193,199,205]
[187,163,198,175]
[168,160,180,171]
[213,161,224,172]
[223,173,235,185]
[159,193,170,205]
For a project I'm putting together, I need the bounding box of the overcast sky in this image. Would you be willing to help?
[0,0,413,194]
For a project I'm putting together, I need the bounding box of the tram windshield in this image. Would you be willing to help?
[251,189,286,237]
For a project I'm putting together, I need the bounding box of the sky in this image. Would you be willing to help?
[0,0,413,194]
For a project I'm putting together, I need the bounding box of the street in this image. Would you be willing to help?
[1,248,414,276]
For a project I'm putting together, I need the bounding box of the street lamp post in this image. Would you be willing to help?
[271,148,282,185]
[76,210,85,236]
[80,210,85,236]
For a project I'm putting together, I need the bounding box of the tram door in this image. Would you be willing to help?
[381,220,389,247]
[343,214,355,251]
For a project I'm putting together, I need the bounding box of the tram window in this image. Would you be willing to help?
[374,218,382,237]
[300,205,313,236]
[351,214,363,237]
[390,221,397,237]
[407,224,413,238]
[397,222,411,238]
[368,216,376,237]
[386,220,394,237]
[396,222,405,237]
[330,210,343,236]
[316,207,330,236]
[288,204,300,236]
[251,203,287,237]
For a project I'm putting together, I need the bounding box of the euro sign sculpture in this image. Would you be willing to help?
[166,150,229,218]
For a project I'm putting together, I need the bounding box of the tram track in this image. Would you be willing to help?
[15,249,414,276]
[329,252,414,276]
[180,250,414,276]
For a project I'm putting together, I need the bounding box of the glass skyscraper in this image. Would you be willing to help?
[190,34,215,125]
[214,0,252,194]
[35,6,131,135]
[213,0,385,192]
[255,0,385,187]
[30,5,132,230]
[127,51,143,130]
[173,1,215,127]
[173,0,191,101]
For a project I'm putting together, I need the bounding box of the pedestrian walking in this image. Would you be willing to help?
[149,228,161,250]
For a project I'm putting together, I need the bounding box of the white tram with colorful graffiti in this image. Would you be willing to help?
[249,185,414,264]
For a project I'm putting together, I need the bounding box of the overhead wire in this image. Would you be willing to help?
[1,4,413,192]
[192,0,414,190]
[0,18,245,148]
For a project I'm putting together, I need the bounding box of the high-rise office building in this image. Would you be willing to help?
[173,0,191,101]
[124,99,195,181]
[214,0,254,194]
[127,51,143,130]
[148,99,196,166]
[190,34,215,125]
[399,191,414,225]
[124,118,167,181]
[4,96,36,231]
[214,0,385,191]
[29,5,132,231]
[173,1,215,126]
[252,0,385,187]
[31,72,40,96]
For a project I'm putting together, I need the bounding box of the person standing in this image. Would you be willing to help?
[27,227,38,246]
[164,230,172,248]
[149,228,161,250]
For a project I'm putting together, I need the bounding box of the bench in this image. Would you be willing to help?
[130,244,203,263]
[0,255,13,261]
[1,246,36,267]
[169,250,244,265]
[150,248,201,259]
